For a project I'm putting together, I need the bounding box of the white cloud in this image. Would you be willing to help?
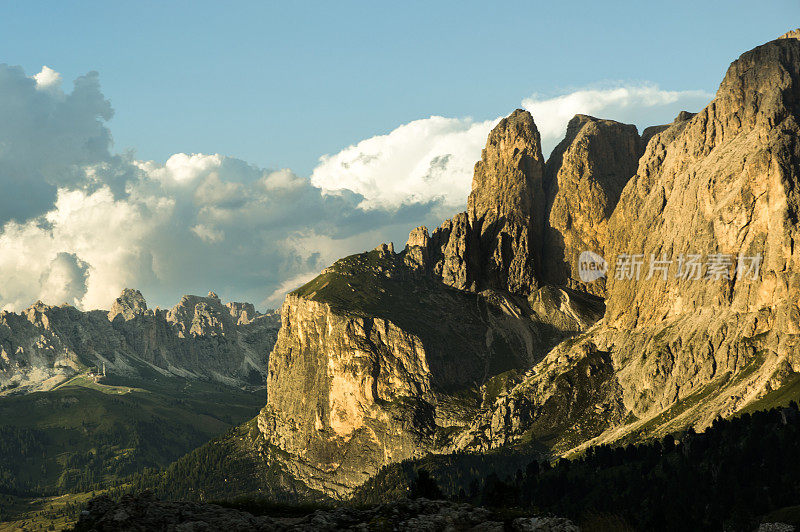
[138,153,223,185]
[38,253,89,307]
[0,186,168,311]
[0,64,715,314]
[0,64,118,223]
[33,66,62,91]
[311,116,497,211]
[264,271,318,307]
[191,224,225,243]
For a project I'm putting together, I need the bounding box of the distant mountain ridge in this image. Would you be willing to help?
[0,288,280,394]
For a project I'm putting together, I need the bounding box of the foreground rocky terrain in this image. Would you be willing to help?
[73,492,579,531]
[252,30,800,497]
[0,289,280,393]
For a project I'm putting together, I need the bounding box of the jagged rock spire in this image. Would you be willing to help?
[543,114,643,295]
[467,109,546,295]
[108,288,147,322]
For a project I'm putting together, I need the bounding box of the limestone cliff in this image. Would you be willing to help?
[462,34,800,453]
[0,289,280,393]
[468,109,546,295]
[259,249,601,496]
[543,114,643,295]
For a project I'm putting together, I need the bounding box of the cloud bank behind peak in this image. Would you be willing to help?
[0,65,711,312]
[310,83,711,211]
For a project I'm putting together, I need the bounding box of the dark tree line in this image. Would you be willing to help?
[360,403,800,531]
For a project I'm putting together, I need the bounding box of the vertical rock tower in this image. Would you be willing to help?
[468,109,546,295]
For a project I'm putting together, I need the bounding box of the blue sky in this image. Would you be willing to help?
[0,2,796,311]
[2,1,796,175]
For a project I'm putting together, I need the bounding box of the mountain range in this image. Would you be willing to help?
[0,288,280,394]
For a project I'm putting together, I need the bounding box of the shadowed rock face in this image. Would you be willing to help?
[468,109,546,296]
[0,289,280,393]
[543,114,643,296]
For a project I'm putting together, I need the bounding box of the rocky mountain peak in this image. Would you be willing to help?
[712,37,800,135]
[108,288,148,322]
[640,110,697,146]
[543,114,643,295]
[373,242,395,258]
[673,110,696,122]
[467,108,545,295]
[167,294,230,338]
[226,301,258,325]
[779,28,800,40]
[404,226,430,272]
[406,226,429,248]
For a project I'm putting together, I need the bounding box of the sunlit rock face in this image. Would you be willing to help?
[543,114,643,296]
[463,35,800,454]
[468,109,546,296]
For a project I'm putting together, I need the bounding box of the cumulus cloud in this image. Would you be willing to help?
[0,65,713,313]
[33,66,62,91]
[0,186,167,311]
[311,116,497,212]
[311,84,712,212]
[0,63,127,224]
[38,253,89,307]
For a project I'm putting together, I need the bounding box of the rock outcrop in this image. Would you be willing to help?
[468,109,546,295]
[260,249,601,496]
[108,288,148,321]
[640,110,696,147]
[74,492,579,531]
[543,114,643,295]
[0,290,281,393]
[401,110,548,296]
[418,212,477,291]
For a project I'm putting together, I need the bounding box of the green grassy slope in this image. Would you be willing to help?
[0,373,265,496]
[126,417,325,503]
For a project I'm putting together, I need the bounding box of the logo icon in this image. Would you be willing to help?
[578,251,607,283]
